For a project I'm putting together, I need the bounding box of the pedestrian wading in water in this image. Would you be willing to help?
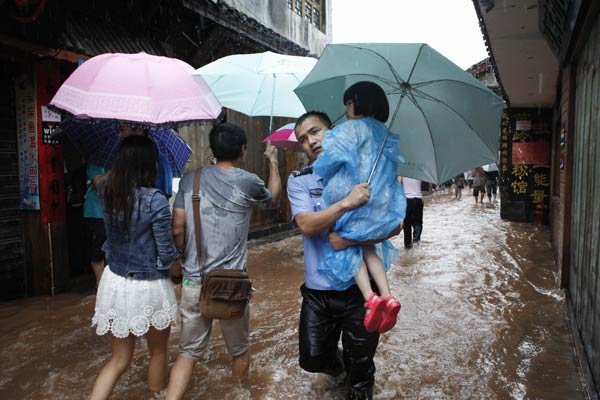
[311,81,405,334]
[289,104,402,399]
[165,122,281,399]
[90,135,180,400]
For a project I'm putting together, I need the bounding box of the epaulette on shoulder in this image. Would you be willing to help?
[291,166,314,177]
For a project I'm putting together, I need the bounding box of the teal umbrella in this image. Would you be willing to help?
[294,43,504,184]
[193,51,317,134]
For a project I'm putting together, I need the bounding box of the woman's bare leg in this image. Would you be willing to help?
[91,259,105,288]
[91,334,135,400]
[146,326,171,393]
[363,246,391,299]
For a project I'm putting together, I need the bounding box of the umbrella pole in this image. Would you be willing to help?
[367,94,406,184]
[269,73,276,135]
[367,129,392,184]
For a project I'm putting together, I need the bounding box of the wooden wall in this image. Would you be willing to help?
[178,109,303,229]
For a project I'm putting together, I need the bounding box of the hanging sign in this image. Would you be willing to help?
[15,74,40,210]
[36,64,66,224]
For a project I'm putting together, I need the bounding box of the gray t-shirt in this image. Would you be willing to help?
[173,165,272,282]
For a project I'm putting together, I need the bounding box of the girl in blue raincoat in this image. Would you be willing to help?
[313,81,406,334]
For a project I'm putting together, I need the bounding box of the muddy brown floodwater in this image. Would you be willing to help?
[0,191,588,399]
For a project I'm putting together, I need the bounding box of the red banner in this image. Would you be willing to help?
[35,63,66,224]
[512,142,550,165]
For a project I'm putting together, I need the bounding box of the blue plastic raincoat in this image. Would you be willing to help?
[313,117,407,290]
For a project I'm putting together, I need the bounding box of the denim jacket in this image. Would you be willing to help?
[99,180,180,280]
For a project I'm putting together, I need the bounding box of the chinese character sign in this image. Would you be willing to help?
[499,112,510,174]
[41,106,61,146]
[15,74,40,210]
[506,109,552,218]
[36,65,66,224]
[512,142,550,164]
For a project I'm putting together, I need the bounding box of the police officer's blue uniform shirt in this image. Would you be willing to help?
[287,167,336,291]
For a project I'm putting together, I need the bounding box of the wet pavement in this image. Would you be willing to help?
[0,190,588,399]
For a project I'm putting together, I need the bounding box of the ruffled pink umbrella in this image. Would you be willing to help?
[262,123,301,151]
[50,52,222,127]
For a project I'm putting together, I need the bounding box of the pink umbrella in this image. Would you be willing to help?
[263,123,301,151]
[50,52,222,127]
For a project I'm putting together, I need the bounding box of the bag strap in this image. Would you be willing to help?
[192,167,203,277]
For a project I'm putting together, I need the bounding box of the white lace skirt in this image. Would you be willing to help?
[92,266,178,338]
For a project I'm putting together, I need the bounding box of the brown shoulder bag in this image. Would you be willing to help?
[192,167,252,320]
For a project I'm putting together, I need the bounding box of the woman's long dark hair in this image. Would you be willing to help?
[102,135,158,230]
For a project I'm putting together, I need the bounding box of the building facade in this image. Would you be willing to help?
[474,0,600,395]
[0,0,330,299]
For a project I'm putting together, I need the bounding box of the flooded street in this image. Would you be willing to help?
[0,191,587,399]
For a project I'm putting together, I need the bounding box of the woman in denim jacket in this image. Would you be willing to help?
[90,135,180,399]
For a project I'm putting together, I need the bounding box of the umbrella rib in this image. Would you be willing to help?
[403,91,442,183]
[411,86,497,154]
[412,78,503,98]
[249,74,270,117]
[302,74,399,88]
[339,44,407,86]
[408,86,499,182]
[389,92,406,128]
[407,44,425,83]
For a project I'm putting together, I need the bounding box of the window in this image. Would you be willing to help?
[313,8,320,27]
[294,0,302,15]
[289,0,325,32]
[305,3,312,22]
[306,0,324,32]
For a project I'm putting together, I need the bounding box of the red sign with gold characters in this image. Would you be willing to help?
[511,142,550,165]
[504,109,552,222]
[35,63,66,224]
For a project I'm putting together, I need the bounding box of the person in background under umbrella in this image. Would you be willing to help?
[466,169,474,191]
[454,173,466,199]
[90,135,180,399]
[485,165,499,203]
[472,167,487,204]
[400,177,424,248]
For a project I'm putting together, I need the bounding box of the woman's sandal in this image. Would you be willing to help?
[363,292,386,332]
[378,296,401,333]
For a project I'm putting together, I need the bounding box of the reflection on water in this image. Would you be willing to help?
[0,192,587,399]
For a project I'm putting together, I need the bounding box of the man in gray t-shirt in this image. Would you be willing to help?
[166,123,280,399]
[173,165,272,281]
